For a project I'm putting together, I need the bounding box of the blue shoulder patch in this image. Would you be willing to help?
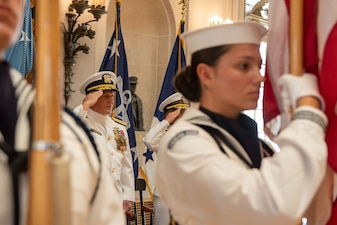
[168,130,198,150]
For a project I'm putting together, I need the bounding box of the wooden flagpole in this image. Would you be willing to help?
[27,0,70,225]
[290,0,320,109]
[289,0,304,76]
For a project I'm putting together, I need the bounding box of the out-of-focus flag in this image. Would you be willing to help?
[317,1,337,224]
[263,0,318,130]
[140,20,186,199]
[5,0,34,78]
[99,0,138,178]
[263,0,337,224]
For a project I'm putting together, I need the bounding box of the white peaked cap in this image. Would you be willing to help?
[80,71,118,94]
[181,22,267,54]
[159,92,189,113]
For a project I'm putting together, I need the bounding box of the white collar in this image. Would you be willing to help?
[88,108,109,125]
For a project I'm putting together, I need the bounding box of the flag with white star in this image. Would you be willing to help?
[5,0,34,78]
[99,0,138,179]
[140,20,186,199]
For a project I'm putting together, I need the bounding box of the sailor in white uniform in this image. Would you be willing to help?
[0,1,125,224]
[143,92,189,225]
[156,22,329,225]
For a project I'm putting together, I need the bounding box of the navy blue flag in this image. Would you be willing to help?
[99,0,138,178]
[140,20,186,199]
[153,21,186,122]
[5,0,34,77]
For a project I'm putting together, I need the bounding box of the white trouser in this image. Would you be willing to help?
[154,194,170,225]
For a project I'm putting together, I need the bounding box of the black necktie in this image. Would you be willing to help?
[0,61,18,148]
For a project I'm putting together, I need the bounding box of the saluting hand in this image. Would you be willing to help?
[165,108,182,124]
[123,200,133,212]
[82,90,103,111]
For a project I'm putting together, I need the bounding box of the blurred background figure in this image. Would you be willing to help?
[129,76,144,131]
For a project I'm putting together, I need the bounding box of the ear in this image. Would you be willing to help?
[196,63,212,84]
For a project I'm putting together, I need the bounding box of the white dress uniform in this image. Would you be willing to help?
[74,105,135,203]
[156,107,328,225]
[143,120,169,153]
[143,92,189,225]
[0,69,125,225]
[143,119,170,225]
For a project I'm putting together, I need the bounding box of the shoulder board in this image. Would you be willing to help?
[111,117,127,127]
[89,128,103,136]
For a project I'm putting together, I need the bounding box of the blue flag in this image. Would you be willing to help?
[5,0,34,77]
[140,20,186,199]
[153,21,186,122]
[99,0,138,178]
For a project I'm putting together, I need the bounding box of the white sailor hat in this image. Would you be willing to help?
[181,21,267,54]
[80,71,117,95]
[159,92,189,113]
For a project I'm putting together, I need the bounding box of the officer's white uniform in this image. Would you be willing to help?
[0,69,125,225]
[143,92,189,225]
[143,120,169,153]
[143,119,170,225]
[156,107,328,225]
[74,105,135,203]
[143,92,189,153]
[74,71,135,204]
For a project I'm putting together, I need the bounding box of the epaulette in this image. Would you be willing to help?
[111,117,127,127]
[90,128,103,136]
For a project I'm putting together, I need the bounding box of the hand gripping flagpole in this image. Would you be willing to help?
[27,1,71,225]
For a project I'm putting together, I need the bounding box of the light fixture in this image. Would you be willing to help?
[62,0,107,105]
[209,14,223,26]
[209,15,233,26]
[223,18,233,24]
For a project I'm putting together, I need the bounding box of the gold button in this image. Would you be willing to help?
[107,136,111,141]
[110,152,114,156]
[111,168,115,173]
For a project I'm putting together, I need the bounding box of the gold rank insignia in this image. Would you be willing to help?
[113,127,126,152]
[102,73,113,83]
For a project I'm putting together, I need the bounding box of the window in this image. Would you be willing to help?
[243,41,267,140]
[244,1,279,150]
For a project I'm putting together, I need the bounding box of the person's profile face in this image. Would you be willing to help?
[204,44,264,116]
[91,90,115,115]
[0,0,24,52]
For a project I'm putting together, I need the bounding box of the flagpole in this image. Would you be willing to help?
[290,2,332,225]
[178,25,182,72]
[178,0,188,72]
[290,0,321,110]
[28,0,70,225]
[28,0,59,223]
[290,3,309,225]
[289,0,303,76]
[111,0,120,118]
[114,0,120,73]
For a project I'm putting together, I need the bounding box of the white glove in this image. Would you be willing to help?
[277,73,325,112]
